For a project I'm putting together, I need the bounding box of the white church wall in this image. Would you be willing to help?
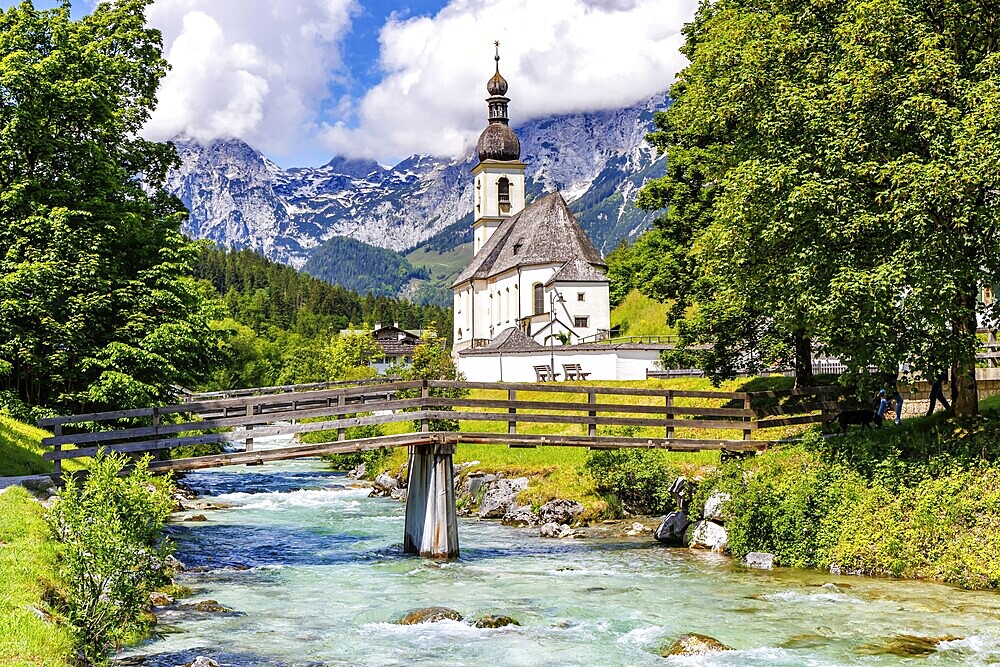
[548,281,611,342]
[457,347,661,382]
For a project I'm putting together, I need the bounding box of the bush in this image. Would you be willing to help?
[584,445,683,516]
[47,452,173,661]
[321,424,391,474]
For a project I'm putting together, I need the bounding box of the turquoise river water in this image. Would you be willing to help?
[121,444,1000,666]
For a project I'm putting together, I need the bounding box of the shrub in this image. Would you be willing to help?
[47,452,173,661]
[321,424,390,473]
[584,445,682,516]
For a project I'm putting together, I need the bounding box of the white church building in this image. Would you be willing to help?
[451,49,667,382]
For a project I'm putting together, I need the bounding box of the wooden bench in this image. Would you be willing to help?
[533,365,560,382]
[562,363,591,380]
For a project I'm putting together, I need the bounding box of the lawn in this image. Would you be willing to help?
[0,486,74,667]
[0,415,85,478]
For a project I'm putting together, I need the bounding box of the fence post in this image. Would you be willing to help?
[665,391,674,440]
[52,423,62,481]
[508,388,517,434]
[421,380,430,433]
[245,403,254,452]
[153,407,165,462]
[336,395,346,441]
[588,390,597,437]
[743,394,752,442]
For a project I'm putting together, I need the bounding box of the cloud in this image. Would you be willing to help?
[321,0,696,161]
[142,0,356,158]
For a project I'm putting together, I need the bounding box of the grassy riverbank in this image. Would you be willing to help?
[0,486,74,667]
[698,394,1000,589]
[0,415,85,478]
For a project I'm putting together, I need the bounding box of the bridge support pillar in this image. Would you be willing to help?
[403,442,459,559]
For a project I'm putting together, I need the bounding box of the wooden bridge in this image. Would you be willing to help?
[38,380,839,559]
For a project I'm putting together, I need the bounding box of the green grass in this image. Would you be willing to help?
[610,290,676,338]
[0,415,85,478]
[0,486,74,667]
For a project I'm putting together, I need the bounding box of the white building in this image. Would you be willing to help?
[452,49,611,354]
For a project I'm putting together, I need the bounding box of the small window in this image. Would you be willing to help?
[533,283,544,315]
[577,292,585,302]
[457,328,463,339]
[574,316,589,328]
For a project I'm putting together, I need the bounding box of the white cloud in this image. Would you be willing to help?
[321,0,696,161]
[142,0,356,158]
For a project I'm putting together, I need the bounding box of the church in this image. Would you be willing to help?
[451,48,612,354]
[450,49,667,382]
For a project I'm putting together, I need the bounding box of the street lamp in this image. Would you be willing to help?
[549,290,565,380]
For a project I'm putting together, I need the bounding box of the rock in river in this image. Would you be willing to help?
[539,522,573,538]
[744,552,776,570]
[478,478,528,518]
[653,511,690,546]
[183,658,220,667]
[502,505,539,527]
[191,599,234,613]
[396,606,463,625]
[685,520,728,552]
[474,614,520,628]
[659,633,733,657]
[539,499,584,525]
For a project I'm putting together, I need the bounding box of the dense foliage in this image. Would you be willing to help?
[0,1,217,416]
[301,236,430,298]
[47,453,173,660]
[194,246,451,390]
[628,0,1000,409]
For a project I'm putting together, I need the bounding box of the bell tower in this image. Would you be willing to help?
[472,42,526,257]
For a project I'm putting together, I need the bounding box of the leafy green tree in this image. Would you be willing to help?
[640,0,1000,411]
[322,330,381,381]
[398,324,465,431]
[0,0,217,413]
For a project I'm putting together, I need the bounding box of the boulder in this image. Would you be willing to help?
[395,606,463,625]
[183,658,220,667]
[474,615,520,628]
[478,477,529,518]
[653,511,690,546]
[192,600,233,613]
[149,591,174,607]
[539,499,585,525]
[389,487,407,502]
[165,554,187,572]
[347,462,366,479]
[501,506,539,527]
[685,520,728,552]
[182,514,207,522]
[372,473,399,497]
[539,522,573,538]
[744,552,776,570]
[702,491,731,522]
[659,633,733,657]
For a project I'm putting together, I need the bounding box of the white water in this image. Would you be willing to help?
[121,447,1000,666]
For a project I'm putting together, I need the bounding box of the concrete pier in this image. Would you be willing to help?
[403,442,459,559]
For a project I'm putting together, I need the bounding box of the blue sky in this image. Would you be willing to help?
[2,0,695,167]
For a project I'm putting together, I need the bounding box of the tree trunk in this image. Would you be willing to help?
[793,329,815,389]
[951,292,979,417]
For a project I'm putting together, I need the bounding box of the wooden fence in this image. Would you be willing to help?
[38,381,844,474]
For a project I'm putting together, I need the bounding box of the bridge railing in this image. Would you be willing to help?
[38,381,844,473]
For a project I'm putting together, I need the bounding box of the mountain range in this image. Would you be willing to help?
[165,92,670,305]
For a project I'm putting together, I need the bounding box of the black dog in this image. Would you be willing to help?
[827,410,883,434]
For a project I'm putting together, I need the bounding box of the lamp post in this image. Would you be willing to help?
[549,290,565,380]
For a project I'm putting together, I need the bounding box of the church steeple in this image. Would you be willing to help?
[471,43,526,257]
[477,42,520,162]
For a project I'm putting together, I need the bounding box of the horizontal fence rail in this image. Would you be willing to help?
[39,380,855,473]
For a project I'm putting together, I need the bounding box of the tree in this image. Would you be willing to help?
[641,0,1000,412]
[0,0,218,413]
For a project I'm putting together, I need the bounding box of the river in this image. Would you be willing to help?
[121,444,1000,666]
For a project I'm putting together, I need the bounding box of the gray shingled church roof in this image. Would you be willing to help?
[452,192,606,287]
[483,327,542,350]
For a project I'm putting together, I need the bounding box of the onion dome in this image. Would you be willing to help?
[477,123,521,162]
[477,42,520,162]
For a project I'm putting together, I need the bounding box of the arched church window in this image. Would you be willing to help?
[533,283,544,315]
[498,176,511,213]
